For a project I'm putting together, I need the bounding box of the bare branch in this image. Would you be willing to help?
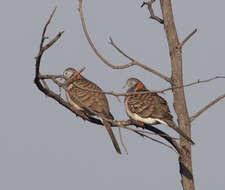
[109,37,135,62]
[39,7,57,51]
[78,0,171,83]
[78,66,86,74]
[141,1,164,24]
[34,7,64,93]
[178,28,197,48]
[176,76,225,88]
[41,79,50,91]
[40,74,225,98]
[51,77,64,88]
[109,37,171,82]
[39,74,63,79]
[157,76,225,94]
[35,31,64,59]
[122,126,176,153]
[78,0,121,68]
[190,93,225,122]
[142,124,181,154]
[118,126,128,155]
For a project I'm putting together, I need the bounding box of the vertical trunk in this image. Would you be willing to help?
[159,1,195,190]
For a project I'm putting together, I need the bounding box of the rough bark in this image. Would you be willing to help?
[159,1,195,189]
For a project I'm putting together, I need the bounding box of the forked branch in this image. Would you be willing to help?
[141,1,164,24]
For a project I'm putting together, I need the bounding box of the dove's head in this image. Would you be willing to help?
[123,78,142,92]
[63,68,78,80]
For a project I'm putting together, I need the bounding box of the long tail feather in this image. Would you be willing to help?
[166,120,195,145]
[102,119,122,154]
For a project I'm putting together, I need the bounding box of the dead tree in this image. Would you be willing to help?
[34,1,225,190]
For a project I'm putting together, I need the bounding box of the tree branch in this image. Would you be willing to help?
[178,76,225,88]
[178,29,197,49]
[159,0,195,189]
[78,0,171,83]
[34,7,64,99]
[190,93,225,122]
[40,74,225,98]
[39,74,63,79]
[109,37,135,62]
[141,1,164,24]
[109,37,171,82]
[122,126,177,153]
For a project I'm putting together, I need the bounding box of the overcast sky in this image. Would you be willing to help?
[1,0,225,190]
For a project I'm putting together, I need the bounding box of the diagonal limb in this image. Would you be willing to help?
[190,93,225,123]
[141,1,164,24]
[78,0,171,83]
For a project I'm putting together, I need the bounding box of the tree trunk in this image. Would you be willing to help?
[159,1,195,190]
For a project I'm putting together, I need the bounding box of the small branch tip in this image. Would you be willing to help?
[179,28,197,48]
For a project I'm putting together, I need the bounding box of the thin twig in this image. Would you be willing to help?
[136,129,179,140]
[109,37,135,61]
[190,93,225,122]
[178,28,197,48]
[141,1,164,24]
[143,124,182,154]
[39,7,57,51]
[39,74,64,79]
[41,79,50,91]
[78,0,170,83]
[109,37,171,82]
[118,126,128,155]
[51,77,64,88]
[40,74,225,97]
[122,126,176,153]
[35,31,64,59]
[176,76,225,88]
[78,66,86,74]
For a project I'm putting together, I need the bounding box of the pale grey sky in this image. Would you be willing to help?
[1,0,225,189]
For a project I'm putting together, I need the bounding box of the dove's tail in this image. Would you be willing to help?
[102,119,122,154]
[165,120,195,145]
